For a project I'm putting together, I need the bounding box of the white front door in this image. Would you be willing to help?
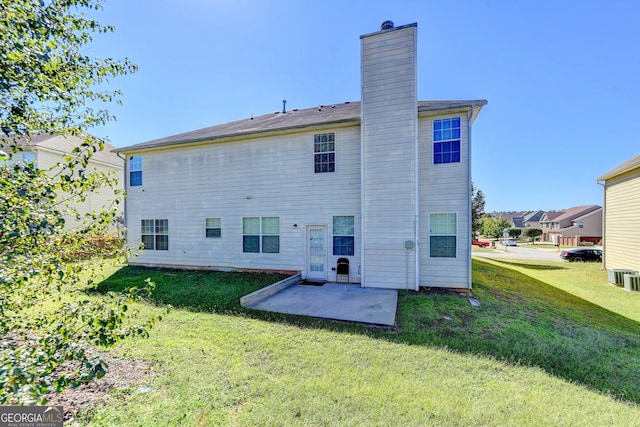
[307,225,327,281]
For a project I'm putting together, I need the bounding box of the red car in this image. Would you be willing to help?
[472,239,490,248]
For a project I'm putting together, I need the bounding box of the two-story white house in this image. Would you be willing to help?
[117,21,487,290]
[2,133,124,230]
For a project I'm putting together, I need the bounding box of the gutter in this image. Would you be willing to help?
[115,118,361,154]
[466,104,477,290]
[116,152,128,244]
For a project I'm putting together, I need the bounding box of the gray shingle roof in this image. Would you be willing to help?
[596,153,640,181]
[117,99,487,153]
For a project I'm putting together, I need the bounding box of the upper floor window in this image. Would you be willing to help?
[129,155,142,186]
[333,216,355,256]
[314,133,335,173]
[429,213,457,257]
[141,219,168,250]
[243,217,280,253]
[433,117,461,164]
[22,151,36,164]
[205,217,222,238]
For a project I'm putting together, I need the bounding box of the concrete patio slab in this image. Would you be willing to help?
[243,282,398,326]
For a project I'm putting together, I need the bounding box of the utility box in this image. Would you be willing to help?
[607,269,637,285]
[623,274,640,291]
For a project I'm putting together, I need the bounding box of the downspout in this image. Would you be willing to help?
[466,104,476,290]
[116,152,128,245]
[413,41,420,291]
[360,91,366,288]
[596,180,606,270]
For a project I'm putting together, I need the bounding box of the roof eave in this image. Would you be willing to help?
[417,100,487,122]
[116,117,361,154]
[596,154,640,181]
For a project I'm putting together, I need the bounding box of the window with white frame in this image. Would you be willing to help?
[22,151,36,164]
[129,155,142,186]
[243,217,279,253]
[314,133,335,173]
[433,117,461,164]
[205,217,222,238]
[141,219,168,250]
[333,216,355,256]
[429,213,457,257]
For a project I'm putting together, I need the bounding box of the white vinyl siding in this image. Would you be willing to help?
[361,24,418,289]
[419,113,471,288]
[123,125,362,278]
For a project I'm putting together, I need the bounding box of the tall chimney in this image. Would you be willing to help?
[360,22,418,289]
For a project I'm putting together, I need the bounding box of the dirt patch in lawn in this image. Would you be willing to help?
[45,352,156,421]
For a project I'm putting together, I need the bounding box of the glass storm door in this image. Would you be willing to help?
[307,226,326,281]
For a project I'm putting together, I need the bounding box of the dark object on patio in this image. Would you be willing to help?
[337,258,349,283]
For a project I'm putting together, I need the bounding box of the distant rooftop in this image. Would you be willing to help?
[3,133,122,167]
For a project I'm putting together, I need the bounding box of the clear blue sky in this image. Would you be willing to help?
[87,0,640,212]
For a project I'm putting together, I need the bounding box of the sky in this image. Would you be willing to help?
[85,0,640,212]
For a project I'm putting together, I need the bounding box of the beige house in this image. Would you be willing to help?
[596,154,640,271]
[1,133,124,230]
[539,205,602,244]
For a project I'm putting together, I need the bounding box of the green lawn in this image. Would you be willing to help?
[73,261,640,426]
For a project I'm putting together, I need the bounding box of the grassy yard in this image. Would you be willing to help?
[70,261,640,426]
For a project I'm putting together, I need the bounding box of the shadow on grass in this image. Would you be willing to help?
[94,264,640,405]
[487,259,568,271]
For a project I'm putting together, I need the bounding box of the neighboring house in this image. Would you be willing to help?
[522,210,544,229]
[539,210,563,236]
[540,205,602,243]
[498,213,526,228]
[1,133,124,230]
[596,153,640,271]
[116,21,487,290]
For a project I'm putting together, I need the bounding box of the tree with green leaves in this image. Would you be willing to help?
[481,216,512,240]
[523,227,543,243]
[0,0,163,405]
[509,228,522,238]
[471,183,485,237]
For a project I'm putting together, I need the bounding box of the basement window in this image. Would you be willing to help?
[314,133,335,173]
[433,118,461,164]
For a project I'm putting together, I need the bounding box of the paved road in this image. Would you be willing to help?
[472,244,565,262]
